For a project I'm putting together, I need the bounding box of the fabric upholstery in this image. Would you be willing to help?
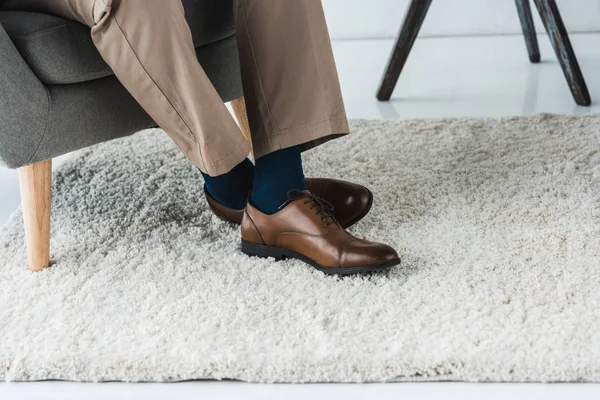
[0,19,49,169]
[0,11,111,84]
[0,0,235,84]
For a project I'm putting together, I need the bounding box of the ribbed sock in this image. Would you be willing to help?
[201,158,254,210]
[250,146,307,214]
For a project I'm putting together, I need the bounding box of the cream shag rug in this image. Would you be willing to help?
[2,115,600,383]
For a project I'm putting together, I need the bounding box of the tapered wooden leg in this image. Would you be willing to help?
[533,0,591,106]
[18,160,52,272]
[230,97,252,147]
[376,0,433,101]
[515,0,540,63]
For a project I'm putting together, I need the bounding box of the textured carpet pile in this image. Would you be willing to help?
[1,115,600,382]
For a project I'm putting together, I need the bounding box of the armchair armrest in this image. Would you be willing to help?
[0,20,50,169]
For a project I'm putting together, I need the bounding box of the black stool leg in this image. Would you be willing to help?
[376,0,433,101]
[515,0,540,63]
[533,0,591,106]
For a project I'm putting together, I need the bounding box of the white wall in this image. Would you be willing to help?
[322,0,600,39]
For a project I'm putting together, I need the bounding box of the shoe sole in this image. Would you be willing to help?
[242,240,400,275]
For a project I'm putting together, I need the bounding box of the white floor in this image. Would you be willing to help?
[2,381,599,400]
[2,34,600,397]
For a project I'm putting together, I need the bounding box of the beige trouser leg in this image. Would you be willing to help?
[2,0,348,175]
[233,0,348,159]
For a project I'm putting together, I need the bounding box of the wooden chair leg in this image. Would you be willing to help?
[230,96,253,154]
[18,159,52,272]
[515,0,540,63]
[533,0,591,106]
[376,0,433,101]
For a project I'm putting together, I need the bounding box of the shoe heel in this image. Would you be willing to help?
[242,240,286,260]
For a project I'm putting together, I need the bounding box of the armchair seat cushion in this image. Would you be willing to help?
[0,0,236,85]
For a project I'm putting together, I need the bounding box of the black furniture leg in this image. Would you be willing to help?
[533,0,591,106]
[376,0,433,101]
[515,0,540,63]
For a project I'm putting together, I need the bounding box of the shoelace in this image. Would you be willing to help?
[279,189,339,228]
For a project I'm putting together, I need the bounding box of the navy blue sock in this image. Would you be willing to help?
[250,146,307,214]
[201,158,254,210]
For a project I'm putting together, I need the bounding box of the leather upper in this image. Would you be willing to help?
[305,178,372,228]
[205,178,372,228]
[241,192,399,269]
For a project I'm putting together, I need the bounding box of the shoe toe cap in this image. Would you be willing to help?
[340,240,399,268]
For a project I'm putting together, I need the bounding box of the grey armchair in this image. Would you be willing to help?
[0,0,252,271]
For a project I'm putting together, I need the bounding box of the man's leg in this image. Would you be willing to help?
[232,0,350,214]
[2,0,251,177]
[233,0,349,159]
[202,0,375,227]
[231,0,400,273]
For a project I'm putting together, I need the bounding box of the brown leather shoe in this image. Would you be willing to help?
[205,178,373,228]
[241,190,399,275]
